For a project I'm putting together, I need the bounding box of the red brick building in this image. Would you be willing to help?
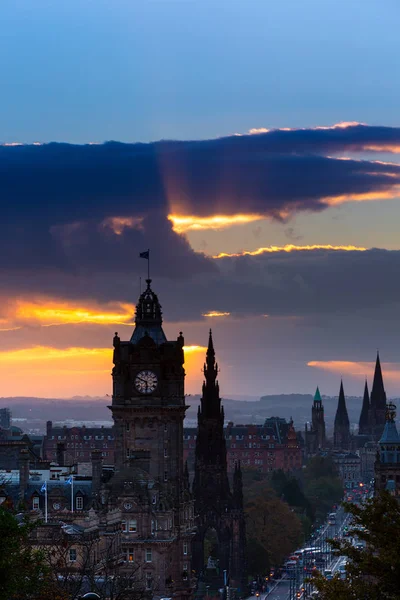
[184,416,302,474]
[43,421,115,465]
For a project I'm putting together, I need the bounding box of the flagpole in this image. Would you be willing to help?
[45,482,48,523]
[71,474,74,513]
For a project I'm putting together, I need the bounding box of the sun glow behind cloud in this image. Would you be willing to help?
[214,244,367,258]
[202,311,231,317]
[168,213,264,233]
[12,300,135,327]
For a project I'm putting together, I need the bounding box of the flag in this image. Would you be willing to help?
[139,250,149,260]
[65,476,73,485]
[40,481,47,493]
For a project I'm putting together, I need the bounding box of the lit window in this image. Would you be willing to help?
[129,520,137,533]
[145,548,152,563]
[76,496,83,510]
[121,520,127,532]
[183,542,188,555]
[127,548,134,562]
[32,496,40,510]
[69,549,77,562]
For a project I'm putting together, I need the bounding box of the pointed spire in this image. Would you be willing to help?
[334,380,350,449]
[359,379,370,434]
[314,386,322,404]
[204,329,218,384]
[371,351,387,410]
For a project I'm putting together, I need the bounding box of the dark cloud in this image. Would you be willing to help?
[0,125,400,292]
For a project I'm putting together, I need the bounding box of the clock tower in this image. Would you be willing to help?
[107,279,194,599]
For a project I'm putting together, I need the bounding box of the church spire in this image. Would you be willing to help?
[370,352,387,410]
[334,380,350,449]
[314,386,322,406]
[201,329,221,418]
[359,379,370,435]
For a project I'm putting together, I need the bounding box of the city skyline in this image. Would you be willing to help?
[1,1,400,398]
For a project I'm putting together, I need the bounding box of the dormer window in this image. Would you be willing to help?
[32,496,39,510]
[76,496,83,511]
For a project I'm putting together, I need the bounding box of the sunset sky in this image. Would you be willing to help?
[1,1,400,399]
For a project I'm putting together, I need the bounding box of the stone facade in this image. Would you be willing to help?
[100,279,195,600]
[305,387,326,455]
[192,331,247,593]
[374,402,400,497]
[184,418,302,475]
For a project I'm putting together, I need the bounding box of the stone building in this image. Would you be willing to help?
[374,402,400,497]
[333,381,351,451]
[44,422,115,465]
[332,451,361,490]
[184,418,302,475]
[192,331,247,593]
[305,387,326,455]
[98,278,195,600]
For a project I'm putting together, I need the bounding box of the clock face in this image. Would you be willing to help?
[135,370,158,394]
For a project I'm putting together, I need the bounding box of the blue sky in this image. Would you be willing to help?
[1,0,400,403]
[1,0,399,143]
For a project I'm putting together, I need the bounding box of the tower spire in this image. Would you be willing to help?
[370,351,387,438]
[130,278,167,346]
[334,380,350,449]
[359,379,370,435]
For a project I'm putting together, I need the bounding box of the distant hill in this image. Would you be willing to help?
[2,393,397,435]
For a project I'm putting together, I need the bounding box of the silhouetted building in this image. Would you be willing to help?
[102,278,195,600]
[333,381,351,450]
[374,402,400,497]
[192,331,247,592]
[368,353,387,440]
[305,387,326,455]
[358,380,370,436]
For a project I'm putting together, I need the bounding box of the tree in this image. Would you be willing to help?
[0,507,63,600]
[245,485,303,575]
[303,457,343,522]
[312,491,400,600]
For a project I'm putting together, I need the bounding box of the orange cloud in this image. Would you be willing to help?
[168,213,264,233]
[323,187,400,206]
[13,299,135,327]
[214,244,367,259]
[202,311,231,317]
[0,344,209,398]
[308,360,400,383]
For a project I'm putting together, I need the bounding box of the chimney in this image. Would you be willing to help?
[56,442,65,467]
[91,450,103,499]
[19,448,30,502]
